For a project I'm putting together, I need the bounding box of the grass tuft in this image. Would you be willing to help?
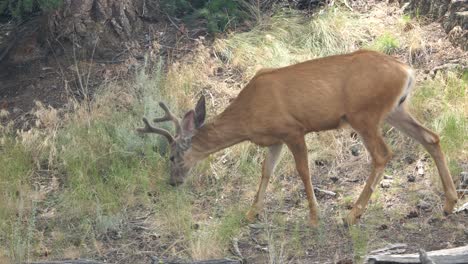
[215,8,369,76]
[369,32,400,54]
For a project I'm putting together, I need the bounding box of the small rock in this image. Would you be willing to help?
[315,160,325,166]
[404,156,416,164]
[109,230,122,240]
[336,258,353,264]
[417,200,432,212]
[350,146,360,156]
[407,210,419,218]
[149,233,161,240]
[416,160,425,176]
[461,171,468,187]
[381,179,393,188]
[330,176,339,183]
[378,224,389,230]
[254,245,268,252]
[407,174,416,182]
[384,175,393,180]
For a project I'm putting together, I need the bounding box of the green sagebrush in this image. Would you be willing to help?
[0,0,62,18]
[160,0,249,33]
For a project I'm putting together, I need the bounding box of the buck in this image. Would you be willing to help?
[137,50,458,226]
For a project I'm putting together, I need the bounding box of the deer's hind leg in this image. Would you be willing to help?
[246,144,283,222]
[345,115,392,225]
[387,107,458,214]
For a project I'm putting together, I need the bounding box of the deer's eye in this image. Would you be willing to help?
[170,156,175,162]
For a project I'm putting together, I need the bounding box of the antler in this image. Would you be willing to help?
[137,118,174,143]
[154,102,182,135]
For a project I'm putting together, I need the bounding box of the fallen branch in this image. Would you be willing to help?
[366,245,468,264]
[230,238,243,260]
[429,63,467,78]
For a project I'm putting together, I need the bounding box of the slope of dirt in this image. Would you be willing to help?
[0,15,194,127]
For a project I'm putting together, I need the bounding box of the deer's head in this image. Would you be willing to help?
[137,95,206,186]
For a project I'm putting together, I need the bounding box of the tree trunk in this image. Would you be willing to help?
[404,0,467,50]
[45,0,161,59]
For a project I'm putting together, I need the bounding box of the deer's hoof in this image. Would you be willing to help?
[309,218,319,228]
[246,209,258,223]
[344,211,360,227]
[443,200,457,215]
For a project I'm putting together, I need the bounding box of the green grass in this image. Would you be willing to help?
[349,226,368,263]
[215,8,369,75]
[0,136,37,263]
[369,32,400,54]
[0,62,177,260]
[409,69,467,186]
[411,70,467,159]
[215,207,245,244]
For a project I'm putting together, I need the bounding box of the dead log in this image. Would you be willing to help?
[366,245,468,264]
[418,249,436,264]
[28,260,102,264]
[150,257,242,264]
[369,243,407,255]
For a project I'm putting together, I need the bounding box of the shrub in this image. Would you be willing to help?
[370,32,400,54]
[160,0,250,33]
[0,0,62,18]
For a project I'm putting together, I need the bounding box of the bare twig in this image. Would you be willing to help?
[230,238,243,259]
[166,13,182,32]
[314,187,337,197]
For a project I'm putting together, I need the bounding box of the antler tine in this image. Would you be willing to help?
[154,102,182,135]
[137,118,174,143]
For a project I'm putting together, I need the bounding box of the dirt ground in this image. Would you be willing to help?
[1,2,466,264]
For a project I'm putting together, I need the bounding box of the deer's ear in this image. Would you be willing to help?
[181,110,196,136]
[194,95,206,129]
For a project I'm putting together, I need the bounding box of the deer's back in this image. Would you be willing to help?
[227,50,411,142]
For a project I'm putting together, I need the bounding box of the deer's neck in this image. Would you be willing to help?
[185,111,247,166]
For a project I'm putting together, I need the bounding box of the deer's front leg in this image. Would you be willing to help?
[247,144,283,222]
[345,127,391,226]
[286,136,319,227]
